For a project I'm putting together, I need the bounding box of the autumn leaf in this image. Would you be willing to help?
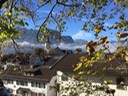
[80,56,88,62]
[78,71,85,75]
[14,67,17,71]
[86,40,98,55]
[74,63,82,71]
[116,32,128,39]
[62,0,68,3]
[99,36,109,44]
[86,70,92,75]
[6,12,12,18]
[94,25,104,34]
[95,49,104,60]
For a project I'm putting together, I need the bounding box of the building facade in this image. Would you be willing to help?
[0,65,57,96]
[1,53,128,96]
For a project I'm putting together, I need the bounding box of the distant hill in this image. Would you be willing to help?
[2,28,127,54]
[17,28,74,44]
[74,39,87,45]
[2,28,75,54]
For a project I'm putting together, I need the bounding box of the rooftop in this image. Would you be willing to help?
[0,65,55,83]
[0,53,127,83]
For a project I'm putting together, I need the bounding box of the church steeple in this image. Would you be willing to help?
[45,36,51,54]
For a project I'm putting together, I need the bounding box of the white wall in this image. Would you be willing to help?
[47,76,57,96]
[57,71,128,96]
[4,80,47,95]
[3,76,57,96]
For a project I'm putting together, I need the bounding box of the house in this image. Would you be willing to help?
[0,52,128,96]
[0,65,57,96]
[50,54,128,96]
[0,43,71,96]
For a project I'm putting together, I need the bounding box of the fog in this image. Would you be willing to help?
[2,41,86,54]
[1,40,127,54]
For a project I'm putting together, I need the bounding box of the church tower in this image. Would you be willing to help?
[44,36,51,54]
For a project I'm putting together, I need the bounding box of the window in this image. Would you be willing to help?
[16,81,20,85]
[23,72,26,76]
[24,81,28,86]
[38,93,45,96]
[8,80,13,84]
[41,83,45,88]
[36,82,39,87]
[31,82,34,87]
[27,73,31,76]
[31,82,45,88]
[16,81,28,86]
[116,76,127,90]
[31,73,34,76]
[20,81,24,86]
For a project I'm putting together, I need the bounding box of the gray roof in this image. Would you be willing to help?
[0,65,55,83]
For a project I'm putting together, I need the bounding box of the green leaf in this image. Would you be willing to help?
[14,7,19,12]
[40,0,44,3]
[74,63,82,71]
[86,70,92,75]
[95,49,104,60]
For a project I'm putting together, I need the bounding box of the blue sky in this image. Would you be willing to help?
[26,14,117,41]
[25,1,128,41]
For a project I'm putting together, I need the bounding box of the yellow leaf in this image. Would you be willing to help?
[6,12,12,17]
[14,67,17,71]
[86,70,92,75]
[78,71,84,75]
[94,27,100,33]
[94,26,103,34]
[74,63,82,71]
[80,56,88,62]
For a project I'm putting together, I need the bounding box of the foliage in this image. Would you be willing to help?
[59,80,110,96]
[0,0,127,54]
[0,0,128,96]
[0,0,29,53]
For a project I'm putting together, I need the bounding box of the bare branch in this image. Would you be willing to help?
[11,38,19,53]
[13,0,19,7]
[36,3,57,41]
[33,1,50,13]
[57,1,81,7]
[51,14,61,32]
[8,0,20,53]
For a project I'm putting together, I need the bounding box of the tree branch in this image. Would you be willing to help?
[51,14,61,32]
[11,38,19,53]
[0,0,7,9]
[36,3,57,41]
[33,1,49,13]
[57,1,81,7]
[9,0,19,53]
